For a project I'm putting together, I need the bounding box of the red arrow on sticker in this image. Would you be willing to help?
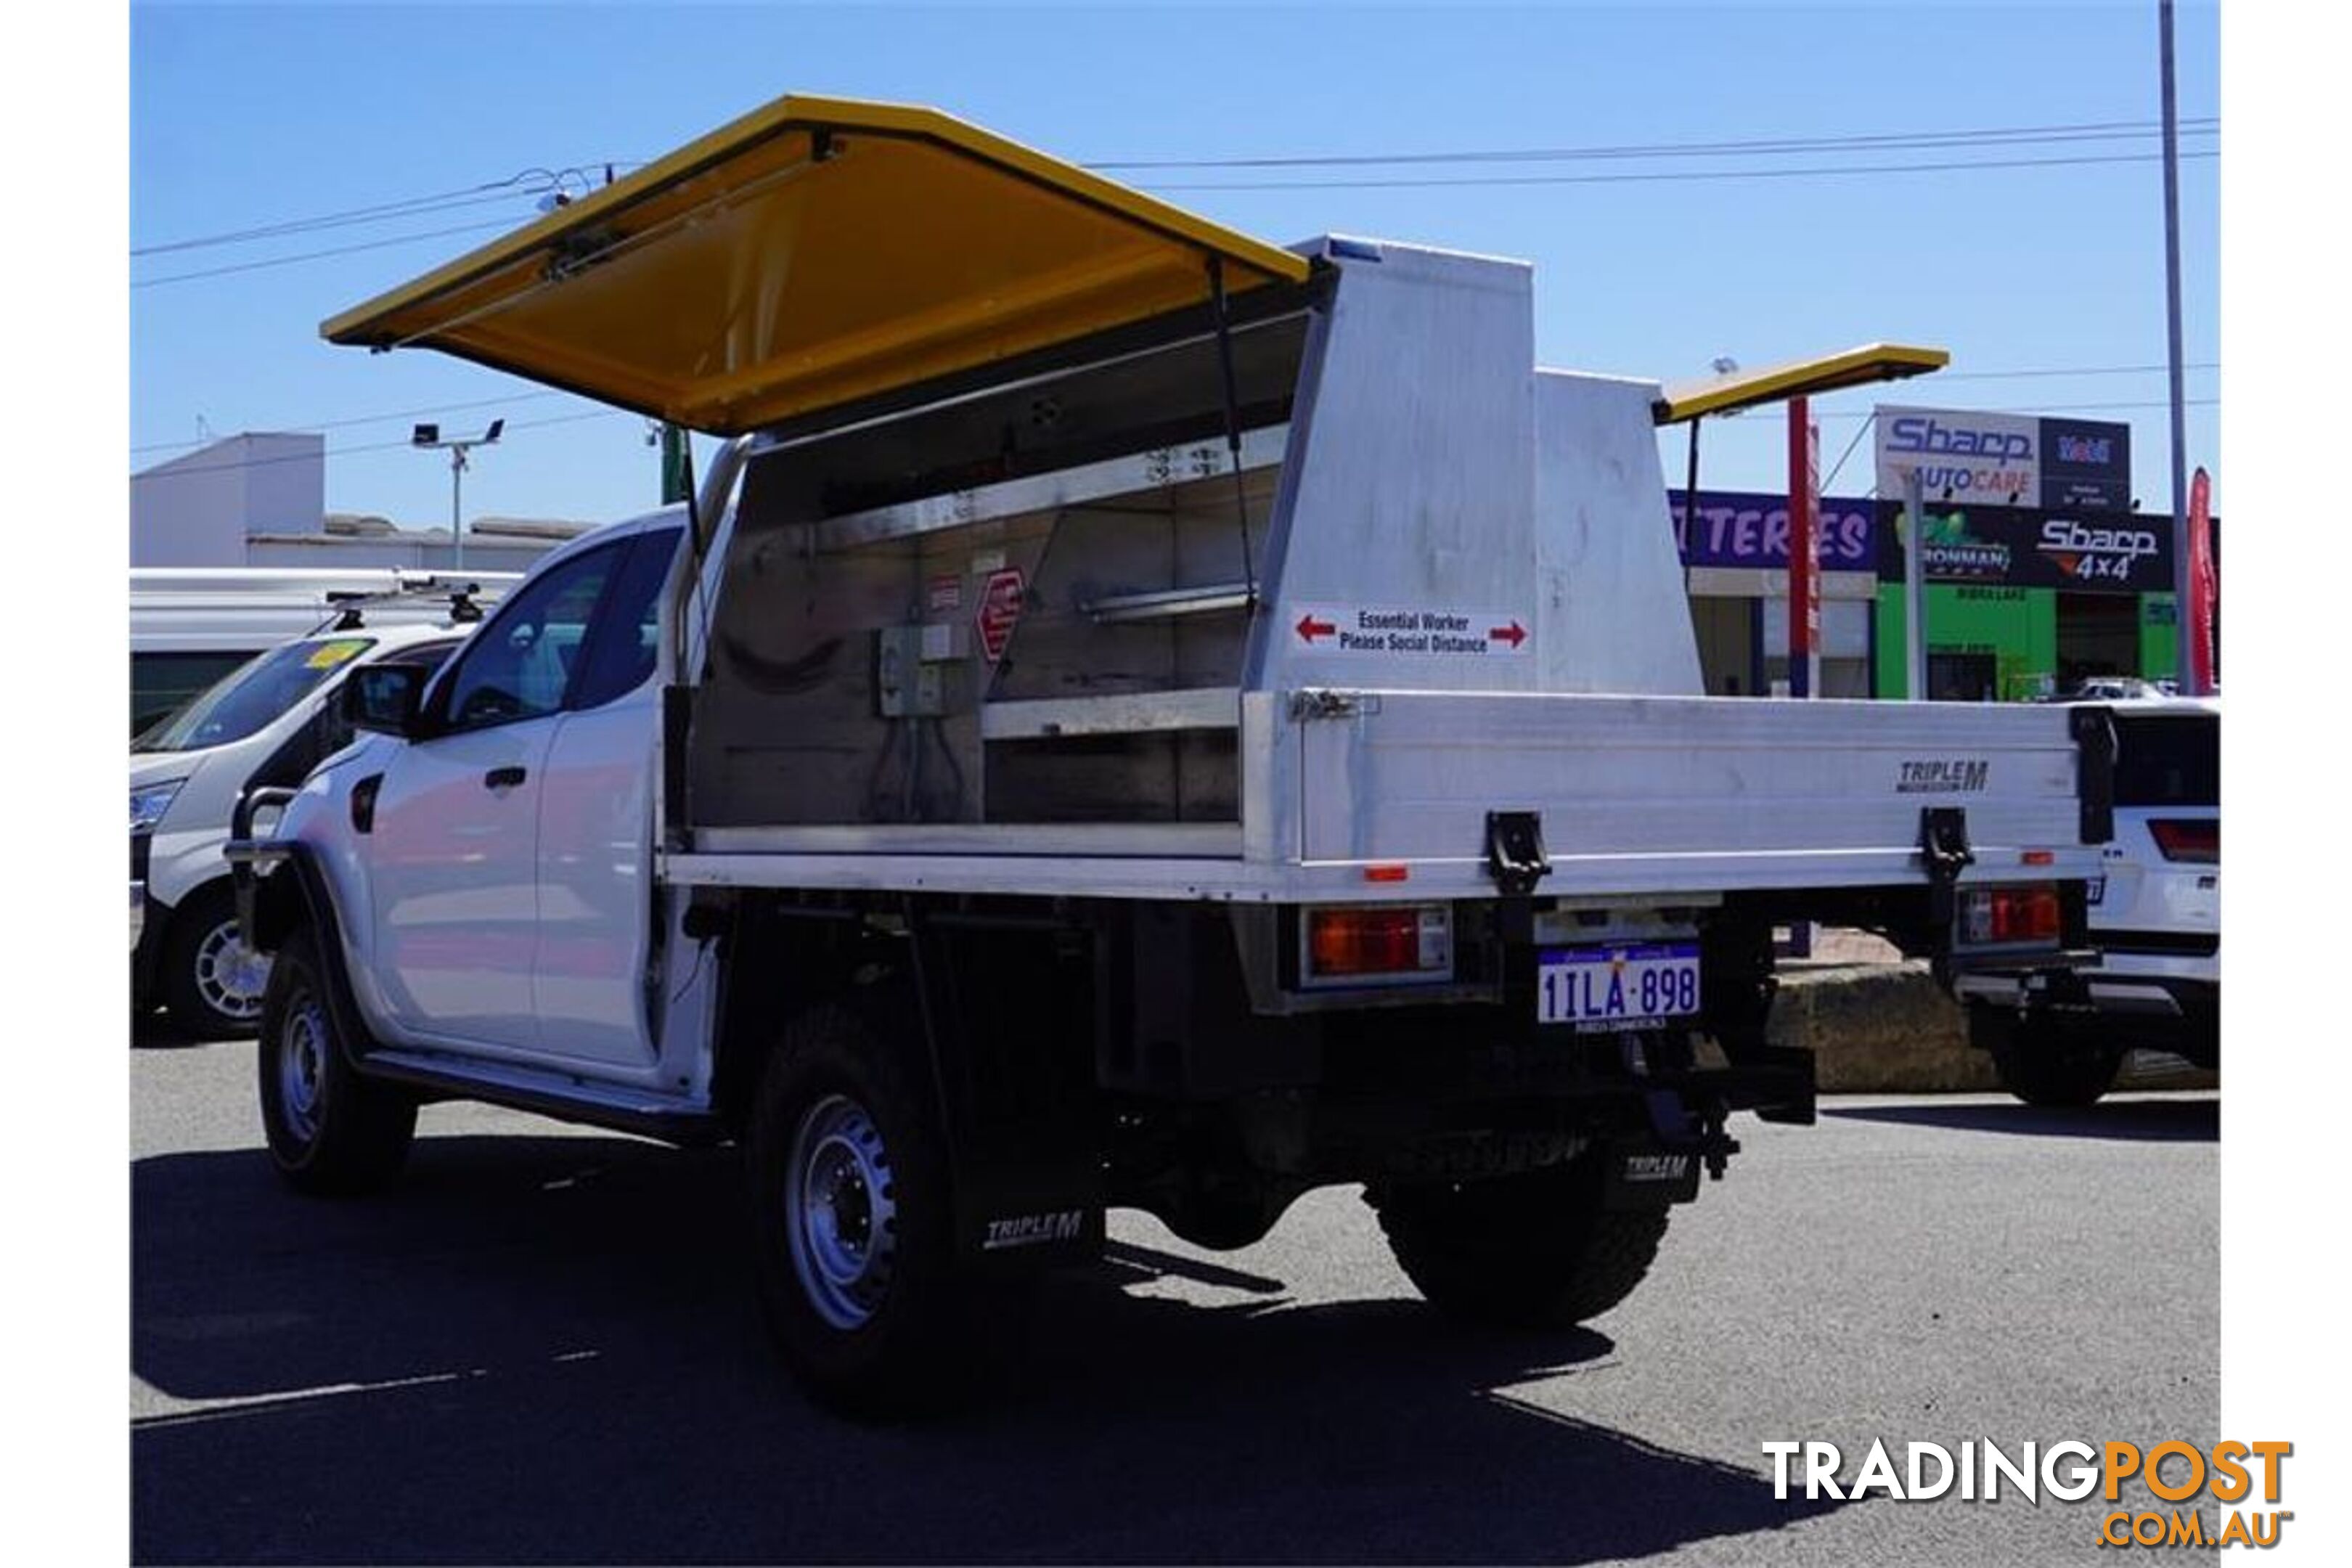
[1488,620,1527,649]
[1296,613,1337,643]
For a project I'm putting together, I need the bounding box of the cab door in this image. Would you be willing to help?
[531,528,682,1067]
[365,541,629,1051]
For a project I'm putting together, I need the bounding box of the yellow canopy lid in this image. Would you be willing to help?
[322,94,1314,435]
[1654,343,1948,424]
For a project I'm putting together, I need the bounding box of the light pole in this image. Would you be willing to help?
[412,419,504,570]
[2157,0,2194,691]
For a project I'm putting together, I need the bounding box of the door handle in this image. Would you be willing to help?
[483,765,528,791]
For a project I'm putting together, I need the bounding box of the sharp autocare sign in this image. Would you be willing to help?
[975,567,1026,661]
[1289,603,1532,658]
[1874,405,2041,507]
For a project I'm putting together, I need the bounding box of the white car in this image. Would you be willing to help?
[132,567,517,736]
[133,619,475,1036]
[1967,698,2218,1104]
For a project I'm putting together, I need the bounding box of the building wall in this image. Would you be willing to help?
[131,433,329,566]
[1873,584,2059,701]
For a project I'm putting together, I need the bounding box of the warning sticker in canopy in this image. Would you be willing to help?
[1289,604,1531,658]
[976,567,1026,661]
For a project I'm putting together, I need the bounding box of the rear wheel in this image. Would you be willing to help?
[1368,1151,1670,1329]
[163,884,271,1037]
[256,926,416,1194]
[747,998,967,1417]
[1972,1008,2123,1108]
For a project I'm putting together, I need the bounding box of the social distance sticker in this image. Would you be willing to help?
[1288,603,1530,658]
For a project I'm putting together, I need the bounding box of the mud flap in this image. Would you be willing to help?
[953,1150,1107,1273]
[1602,1144,1704,1209]
[1603,1089,1736,1209]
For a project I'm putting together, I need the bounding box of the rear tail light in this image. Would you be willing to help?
[1303,904,1453,984]
[2149,818,2218,863]
[1959,884,2062,947]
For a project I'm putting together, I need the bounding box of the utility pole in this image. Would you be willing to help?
[2158,0,2194,690]
[659,423,692,506]
[412,419,503,571]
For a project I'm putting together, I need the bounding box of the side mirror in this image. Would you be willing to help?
[343,664,432,739]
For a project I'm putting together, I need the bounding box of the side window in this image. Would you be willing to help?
[437,544,624,730]
[569,528,682,711]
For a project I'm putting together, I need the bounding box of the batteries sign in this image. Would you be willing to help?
[1289,603,1532,658]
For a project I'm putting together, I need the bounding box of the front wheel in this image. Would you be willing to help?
[256,927,416,1194]
[746,998,967,1417]
[163,884,272,1037]
[1368,1152,1670,1330]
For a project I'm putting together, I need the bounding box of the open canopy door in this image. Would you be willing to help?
[322,94,1313,435]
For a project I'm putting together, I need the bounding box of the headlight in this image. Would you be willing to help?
[131,779,186,834]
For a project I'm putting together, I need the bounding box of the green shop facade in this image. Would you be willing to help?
[1869,502,2191,701]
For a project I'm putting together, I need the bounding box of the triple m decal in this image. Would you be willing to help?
[2036,518,2160,584]
[1898,759,1990,794]
[981,1210,1085,1250]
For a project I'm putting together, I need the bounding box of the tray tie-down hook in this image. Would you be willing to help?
[1918,807,1976,988]
[1485,810,1553,899]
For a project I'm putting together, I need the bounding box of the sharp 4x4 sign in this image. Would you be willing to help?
[1874,407,2041,507]
[1874,504,2176,593]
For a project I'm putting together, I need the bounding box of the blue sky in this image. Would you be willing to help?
[129,1,2219,529]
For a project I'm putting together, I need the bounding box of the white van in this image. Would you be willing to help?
[131,603,486,1036]
[131,568,518,736]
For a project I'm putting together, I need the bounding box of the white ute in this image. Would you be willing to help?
[230,94,2118,1413]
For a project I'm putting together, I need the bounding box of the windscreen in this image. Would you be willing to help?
[133,636,375,754]
[2112,712,2218,808]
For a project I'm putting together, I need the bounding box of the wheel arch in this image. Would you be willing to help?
[247,845,382,1067]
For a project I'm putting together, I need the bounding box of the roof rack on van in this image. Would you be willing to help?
[321,576,490,631]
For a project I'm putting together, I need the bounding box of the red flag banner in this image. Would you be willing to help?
[2186,466,2216,693]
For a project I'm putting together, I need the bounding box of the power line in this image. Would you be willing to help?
[1936,362,2218,381]
[131,163,640,257]
[131,149,2217,293]
[129,408,634,481]
[1818,415,1876,494]
[1810,397,2219,420]
[1144,147,2217,193]
[128,363,2225,467]
[1092,118,2217,171]
[128,119,2215,264]
[132,216,526,289]
[129,391,573,457]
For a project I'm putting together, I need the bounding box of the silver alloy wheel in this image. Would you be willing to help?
[783,1093,899,1331]
[276,992,330,1146]
[194,917,272,1024]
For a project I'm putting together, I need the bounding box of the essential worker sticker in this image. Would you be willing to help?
[1289,603,1530,658]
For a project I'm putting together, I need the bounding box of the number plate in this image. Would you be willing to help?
[1537,942,1702,1031]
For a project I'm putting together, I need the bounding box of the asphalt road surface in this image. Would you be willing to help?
[133,1029,2217,1566]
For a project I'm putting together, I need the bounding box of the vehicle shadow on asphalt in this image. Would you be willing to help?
[129,1014,229,1051]
[1821,1095,2218,1143]
[134,1132,1842,1565]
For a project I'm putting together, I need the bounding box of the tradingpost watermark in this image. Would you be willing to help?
[1763,1438,2293,1548]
